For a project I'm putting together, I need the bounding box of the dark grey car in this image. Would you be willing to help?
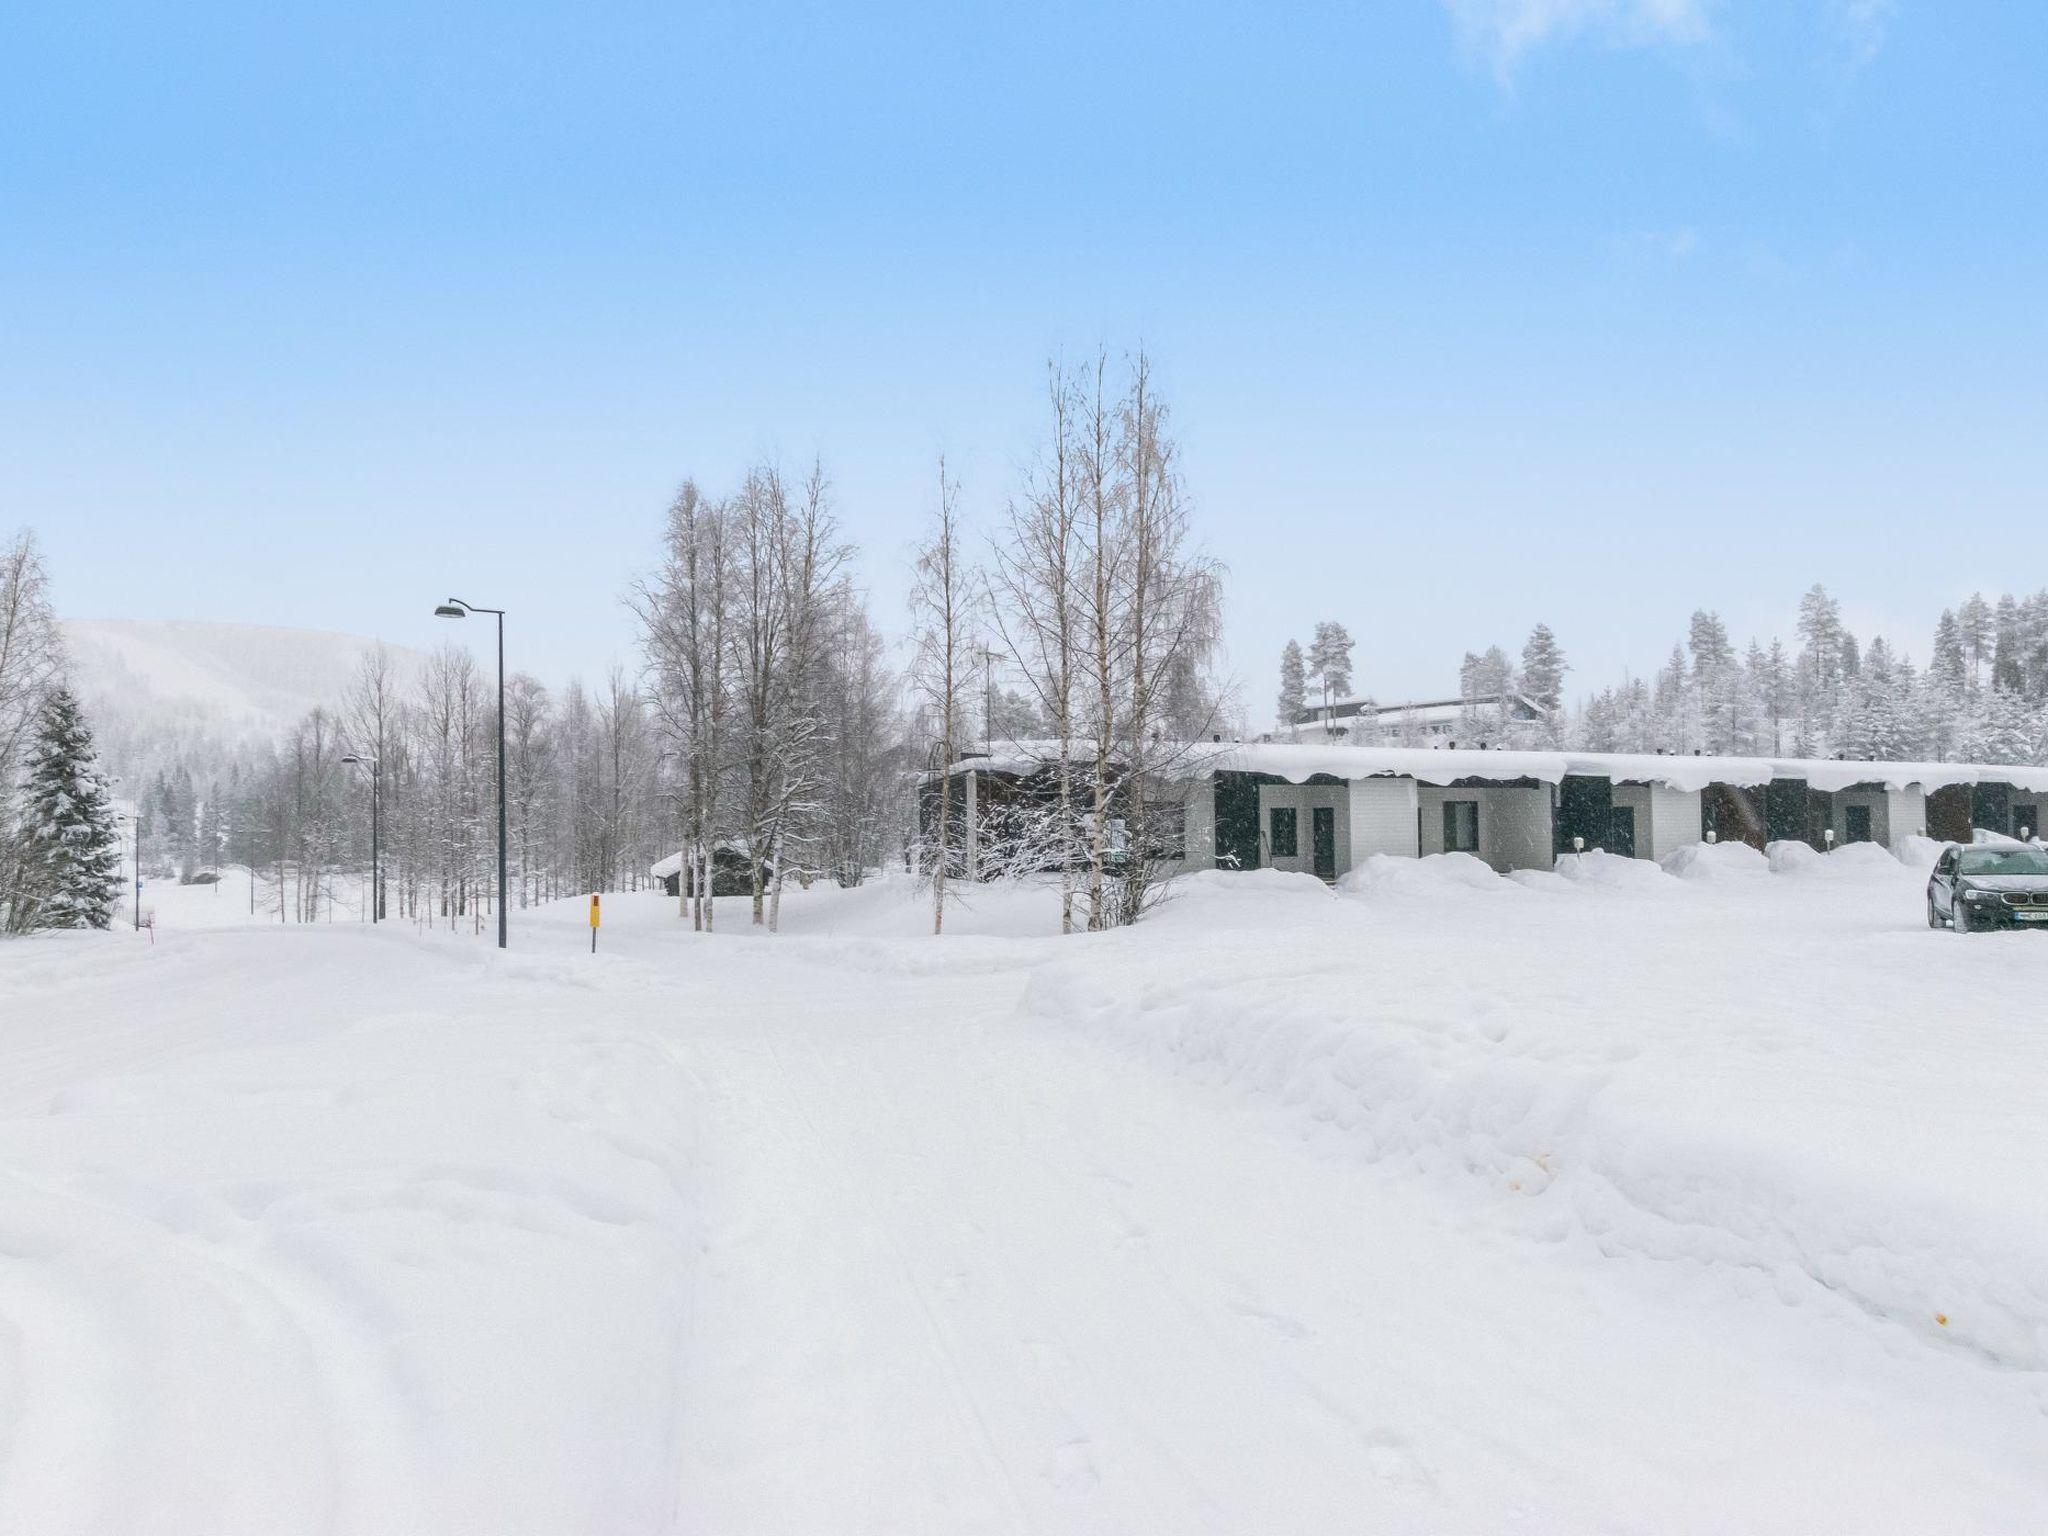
[1927,845,2048,932]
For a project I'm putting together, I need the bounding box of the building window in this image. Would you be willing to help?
[1269,806,1298,858]
[1443,800,1479,854]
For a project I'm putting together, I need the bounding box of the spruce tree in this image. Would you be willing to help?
[8,688,121,932]
[1519,623,1568,714]
[1276,639,1306,731]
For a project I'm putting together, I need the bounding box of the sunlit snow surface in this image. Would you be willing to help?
[3,851,2045,1533]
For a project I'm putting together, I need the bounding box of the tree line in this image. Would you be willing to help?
[1284,584,2048,765]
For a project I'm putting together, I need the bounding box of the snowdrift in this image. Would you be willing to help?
[1552,849,1677,892]
[1022,905,2048,1377]
[1336,852,1516,900]
[1893,834,1952,871]
[1768,840,1915,879]
[1660,841,1771,881]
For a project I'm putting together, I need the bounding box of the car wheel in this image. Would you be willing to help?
[1955,901,1974,934]
[1928,896,1942,930]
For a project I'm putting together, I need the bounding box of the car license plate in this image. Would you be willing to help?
[2016,910,2048,921]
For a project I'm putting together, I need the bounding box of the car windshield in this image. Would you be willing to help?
[1957,848,2048,876]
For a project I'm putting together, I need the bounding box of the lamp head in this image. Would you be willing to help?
[434,602,467,619]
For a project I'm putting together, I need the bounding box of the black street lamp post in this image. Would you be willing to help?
[341,753,380,923]
[434,599,508,948]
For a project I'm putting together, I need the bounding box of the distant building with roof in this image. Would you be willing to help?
[1280,691,1546,747]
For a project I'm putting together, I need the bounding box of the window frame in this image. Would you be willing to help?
[1268,805,1299,859]
[1442,799,1480,855]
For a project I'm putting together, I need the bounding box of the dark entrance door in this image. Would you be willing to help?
[1973,782,2012,839]
[1556,775,1614,855]
[1926,784,1972,843]
[1606,805,1637,858]
[1213,774,1263,870]
[1844,805,1872,844]
[1311,806,1337,881]
[1766,779,1811,847]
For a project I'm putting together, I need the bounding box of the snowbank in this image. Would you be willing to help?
[1021,896,2048,1380]
[1336,851,1515,900]
[1766,840,1822,874]
[1552,849,1677,892]
[1660,840,1771,881]
[1769,840,1915,880]
[1893,834,1952,871]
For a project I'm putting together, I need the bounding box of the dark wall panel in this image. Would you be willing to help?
[1214,772,1264,871]
[1555,775,1614,855]
[1766,778,1810,846]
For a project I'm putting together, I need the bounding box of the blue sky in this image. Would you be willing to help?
[5,0,2044,714]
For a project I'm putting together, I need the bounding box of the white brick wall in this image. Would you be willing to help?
[1885,786,1926,849]
[1256,782,1352,878]
[1648,786,1702,861]
[1827,787,1891,847]
[1611,784,1652,854]
[1418,785,1552,872]
[1348,777,1419,865]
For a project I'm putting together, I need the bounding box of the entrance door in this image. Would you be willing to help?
[1556,775,1614,856]
[2014,804,2040,841]
[1973,783,2012,839]
[1844,805,1873,844]
[1766,779,1811,847]
[1606,806,1637,858]
[1311,806,1337,881]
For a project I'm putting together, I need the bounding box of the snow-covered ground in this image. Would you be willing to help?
[4,849,2046,1533]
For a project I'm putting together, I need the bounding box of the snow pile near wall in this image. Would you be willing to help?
[1829,842,1911,874]
[1336,852,1516,900]
[1660,841,1771,881]
[1770,841,1916,880]
[1766,840,1823,874]
[1894,834,1952,870]
[1551,849,1677,892]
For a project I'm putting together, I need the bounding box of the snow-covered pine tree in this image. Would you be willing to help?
[1956,593,1992,689]
[1519,624,1567,715]
[2020,590,2048,699]
[1991,594,2025,692]
[1796,584,1846,749]
[1651,642,1689,752]
[8,688,122,932]
[1962,684,2040,766]
[1306,623,1354,711]
[1276,640,1306,732]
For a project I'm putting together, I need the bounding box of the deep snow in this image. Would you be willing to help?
[4,849,2046,1533]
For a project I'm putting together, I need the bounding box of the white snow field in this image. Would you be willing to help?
[4,852,2047,1534]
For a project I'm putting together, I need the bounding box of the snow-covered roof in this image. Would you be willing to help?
[941,741,2048,795]
[649,841,753,878]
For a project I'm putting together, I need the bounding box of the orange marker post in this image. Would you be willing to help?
[589,892,601,953]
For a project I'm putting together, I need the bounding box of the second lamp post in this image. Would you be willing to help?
[434,597,508,949]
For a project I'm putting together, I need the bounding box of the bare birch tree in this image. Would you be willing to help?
[910,455,972,935]
[989,362,1086,932]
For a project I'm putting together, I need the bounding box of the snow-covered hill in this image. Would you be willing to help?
[61,619,425,771]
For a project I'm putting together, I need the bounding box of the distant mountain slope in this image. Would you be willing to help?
[61,619,427,773]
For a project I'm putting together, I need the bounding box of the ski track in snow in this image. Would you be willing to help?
[2,861,2046,1533]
